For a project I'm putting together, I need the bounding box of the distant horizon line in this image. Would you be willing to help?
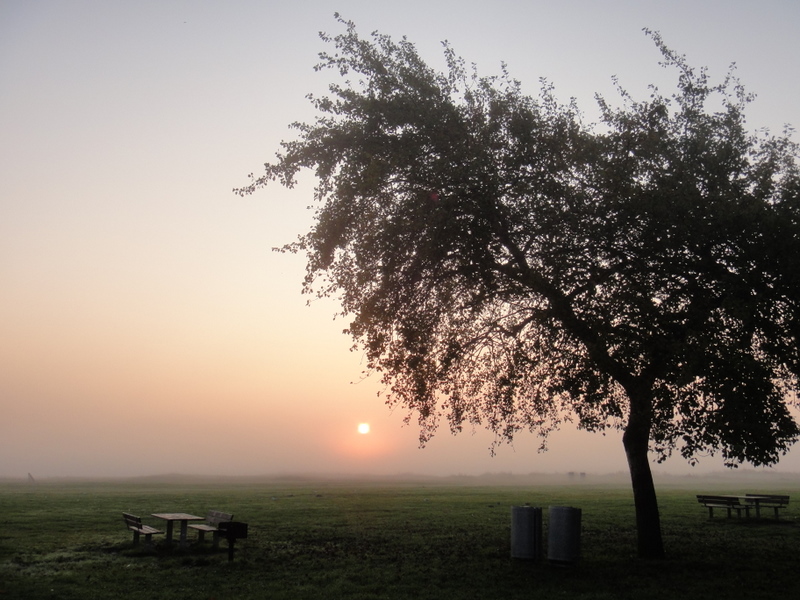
[4,468,798,485]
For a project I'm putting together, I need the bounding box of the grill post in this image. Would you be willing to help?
[217,521,248,562]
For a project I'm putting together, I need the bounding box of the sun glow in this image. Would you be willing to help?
[357,423,370,434]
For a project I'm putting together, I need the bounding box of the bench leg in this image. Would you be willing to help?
[132,530,140,546]
[197,530,206,543]
[213,531,221,550]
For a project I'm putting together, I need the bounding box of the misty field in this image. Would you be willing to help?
[1,475,798,599]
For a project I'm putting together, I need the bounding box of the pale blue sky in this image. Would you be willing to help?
[2,0,799,478]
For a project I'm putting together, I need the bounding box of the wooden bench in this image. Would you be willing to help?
[696,495,753,518]
[188,510,233,548]
[122,512,163,546]
[745,494,790,518]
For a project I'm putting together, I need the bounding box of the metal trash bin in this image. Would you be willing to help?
[547,506,581,566]
[510,506,542,560]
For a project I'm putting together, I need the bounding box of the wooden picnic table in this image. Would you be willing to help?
[714,494,789,518]
[151,513,204,547]
[744,494,790,518]
[696,494,790,518]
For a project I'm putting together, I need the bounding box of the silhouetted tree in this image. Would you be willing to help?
[238,16,800,558]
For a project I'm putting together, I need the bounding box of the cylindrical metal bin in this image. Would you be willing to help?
[510,505,542,560]
[547,506,581,565]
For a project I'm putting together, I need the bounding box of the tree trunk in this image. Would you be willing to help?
[622,400,666,559]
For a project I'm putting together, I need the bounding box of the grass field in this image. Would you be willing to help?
[1,475,798,599]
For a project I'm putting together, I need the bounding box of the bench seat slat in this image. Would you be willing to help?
[134,525,162,534]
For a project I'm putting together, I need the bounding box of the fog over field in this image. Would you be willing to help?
[2,1,799,481]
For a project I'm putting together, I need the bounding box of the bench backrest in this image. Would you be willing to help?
[696,495,748,505]
[205,510,233,526]
[123,512,143,529]
[697,495,734,502]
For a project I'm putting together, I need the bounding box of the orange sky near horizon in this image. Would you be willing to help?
[3,0,800,480]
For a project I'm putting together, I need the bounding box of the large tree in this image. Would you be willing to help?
[238,17,800,558]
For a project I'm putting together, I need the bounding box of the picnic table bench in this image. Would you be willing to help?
[188,510,233,548]
[122,513,163,546]
[745,494,790,518]
[696,495,754,518]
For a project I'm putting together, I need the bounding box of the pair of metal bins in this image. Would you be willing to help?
[510,505,581,565]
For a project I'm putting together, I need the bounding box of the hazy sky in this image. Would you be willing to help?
[3,0,800,479]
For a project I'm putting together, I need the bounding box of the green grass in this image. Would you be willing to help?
[1,477,798,599]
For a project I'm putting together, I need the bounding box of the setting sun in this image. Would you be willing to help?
[357,423,370,434]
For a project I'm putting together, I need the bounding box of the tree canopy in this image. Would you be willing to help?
[238,16,800,557]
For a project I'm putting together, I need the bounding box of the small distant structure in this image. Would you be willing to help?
[28,472,36,484]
